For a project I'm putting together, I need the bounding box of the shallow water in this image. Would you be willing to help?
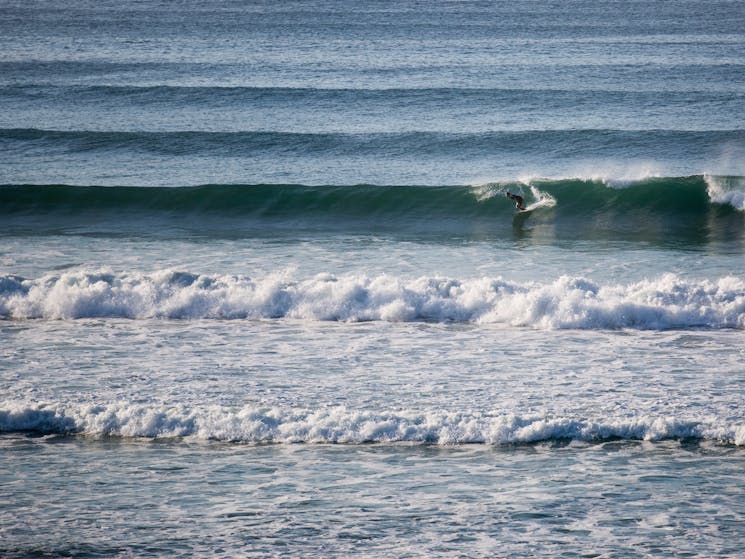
[3,320,745,444]
[3,436,745,558]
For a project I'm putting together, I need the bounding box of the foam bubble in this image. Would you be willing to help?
[1,270,744,329]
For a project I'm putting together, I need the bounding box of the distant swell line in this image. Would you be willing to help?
[5,84,745,100]
[1,401,743,445]
[2,127,745,157]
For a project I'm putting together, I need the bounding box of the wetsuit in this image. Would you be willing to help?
[506,192,525,210]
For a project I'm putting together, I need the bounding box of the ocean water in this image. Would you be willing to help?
[2,1,745,557]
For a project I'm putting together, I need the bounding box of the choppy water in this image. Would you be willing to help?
[2,0,745,557]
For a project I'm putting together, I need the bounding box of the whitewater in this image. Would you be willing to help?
[3,0,745,557]
[4,401,745,446]
[2,270,745,329]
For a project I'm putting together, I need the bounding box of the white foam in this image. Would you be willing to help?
[523,185,557,211]
[2,270,744,329]
[705,174,745,211]
[1,401,743,445]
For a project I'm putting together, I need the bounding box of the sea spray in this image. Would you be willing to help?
[705,175,745,211]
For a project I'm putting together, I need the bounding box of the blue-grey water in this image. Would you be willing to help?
[2,1,745,557]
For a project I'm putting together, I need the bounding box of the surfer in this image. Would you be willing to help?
[505,192,525,211]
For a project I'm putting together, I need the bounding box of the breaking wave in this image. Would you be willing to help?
[1,270,744,329]
[1,401,743,446]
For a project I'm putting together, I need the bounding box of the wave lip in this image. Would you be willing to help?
[2,402,743,446]
[1,270,744,330]
[706,174,745,211]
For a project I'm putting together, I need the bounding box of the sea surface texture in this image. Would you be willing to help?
[2,1,745,557]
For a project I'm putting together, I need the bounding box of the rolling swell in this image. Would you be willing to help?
[2,176,743,214]
[4,86,744,131]
[1,183,481,218]
[2,177,744,241]
[3,128,745,159]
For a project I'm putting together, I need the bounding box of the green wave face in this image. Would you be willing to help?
[2,176,744,244]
